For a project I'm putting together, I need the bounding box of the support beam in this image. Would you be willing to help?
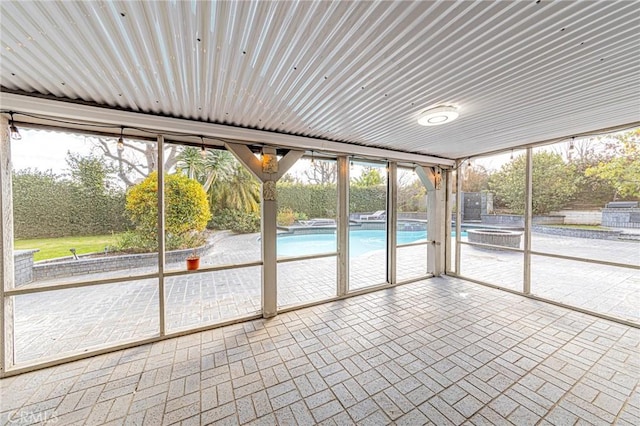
[387,162,397,285]
[416,166,446,276]
[225,143,303,318]
[2,93,453,166]
[337,157,349,296]
[0,115,14,372]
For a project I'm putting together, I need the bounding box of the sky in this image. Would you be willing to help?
[12,128,93,174]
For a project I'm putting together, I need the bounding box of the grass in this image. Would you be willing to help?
[547,224,610,231]
[14,234,122,262]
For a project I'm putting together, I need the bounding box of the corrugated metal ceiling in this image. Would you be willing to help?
[1,0,639,159]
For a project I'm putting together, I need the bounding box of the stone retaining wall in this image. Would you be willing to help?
[550,209,601,225]
[480,214,565,227]
[14,249,39,286]
[31,241,217,283]
[601,207,640,228]
[532,226,623,240]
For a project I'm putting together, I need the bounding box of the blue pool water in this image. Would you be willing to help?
[277,230,466,257]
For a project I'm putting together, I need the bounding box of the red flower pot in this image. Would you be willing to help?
[186,257,200,270]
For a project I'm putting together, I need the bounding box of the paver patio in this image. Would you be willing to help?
[9,231,639,365]
[1,276,638,425]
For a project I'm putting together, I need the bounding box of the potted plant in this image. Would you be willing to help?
[186,250,200,271]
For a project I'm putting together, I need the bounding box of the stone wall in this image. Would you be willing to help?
[550,209,601,225]
[480,214,565,227]
[31,241,215,283]
[601,207,640,228]
[532,226,623,240]
[480,214,523,227]
[14,249,39,286]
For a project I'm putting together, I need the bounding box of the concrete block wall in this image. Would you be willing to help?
[602,208,640,228]
[550,209,601,225]
[14,249,39,286]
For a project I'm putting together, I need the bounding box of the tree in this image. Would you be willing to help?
[462,164,490,192]
[353,166,385,187]
[489,152,576,215]
[211,163,261,213]
[66,152,117,194]
[565,139,618,207]
[304,160,337,184]
[175,147,260,214]
[90,136,181,187]
[585,130,640,200]
[398,179,426,212]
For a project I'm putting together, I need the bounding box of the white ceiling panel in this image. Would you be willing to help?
[1,0,639,159]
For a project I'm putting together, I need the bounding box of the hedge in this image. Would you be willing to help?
[12,170,128,239]
[276,183,387,218]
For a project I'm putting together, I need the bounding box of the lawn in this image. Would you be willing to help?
[14,234,122,262]
[547,224,610,231]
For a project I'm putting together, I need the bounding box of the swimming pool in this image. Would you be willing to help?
[277,229,466,257]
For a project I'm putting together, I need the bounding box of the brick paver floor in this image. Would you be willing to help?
[9,231,639,365]
[1,277,638,425]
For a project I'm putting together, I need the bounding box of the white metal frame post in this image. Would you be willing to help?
[523,147,533,294]
[455,162,462,275]
[337,156,349,296]
[444,168,453,274]
[0,115,14,373]
[157,135,166,335]
[387,162,398,285]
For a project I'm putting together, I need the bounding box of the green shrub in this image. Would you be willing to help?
[12,169,128,239]
[122,171,211,251]
[277,208,296,226]
[114,230,156,253]
[210,208,260,233]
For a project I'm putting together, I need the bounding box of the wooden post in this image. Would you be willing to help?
[225,143,303,318]
[0,115,15,373]
[416,165,445,276]
[337,156,349,296]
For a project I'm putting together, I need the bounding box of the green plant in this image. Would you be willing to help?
[114,230,157,253]
[210,208,260,233]
[123,171,211,251]
[277,208,296,226]
[489,152,577,215]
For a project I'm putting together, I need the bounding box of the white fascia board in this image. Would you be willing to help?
[0,93,454,167]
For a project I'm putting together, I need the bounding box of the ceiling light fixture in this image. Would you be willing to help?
[117,126,125,151]
[8,112,21,140]
[569,137,575,151]
[417,105,459,126]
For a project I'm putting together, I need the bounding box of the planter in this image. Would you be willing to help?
[186,257,200,271]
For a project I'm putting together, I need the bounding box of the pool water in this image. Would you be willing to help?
[277,229,466,257]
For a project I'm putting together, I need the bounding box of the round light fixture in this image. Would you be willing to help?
[417,105,459,126]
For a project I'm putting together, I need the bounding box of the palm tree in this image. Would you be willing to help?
[176,147,260,213]
[212,164,260,213]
